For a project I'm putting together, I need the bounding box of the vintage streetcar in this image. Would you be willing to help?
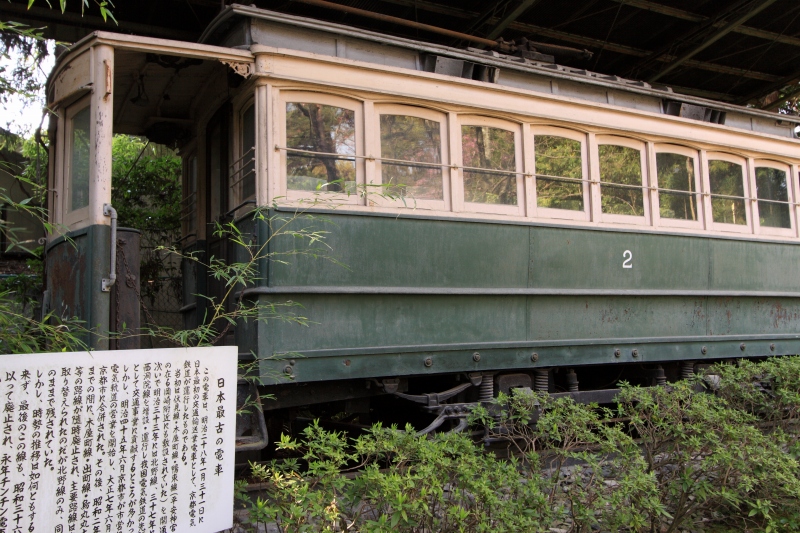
[43,4,800,447]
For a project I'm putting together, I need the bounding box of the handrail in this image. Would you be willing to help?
[101,203,117,292]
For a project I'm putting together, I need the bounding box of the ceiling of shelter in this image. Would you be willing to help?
[5,0,800,109]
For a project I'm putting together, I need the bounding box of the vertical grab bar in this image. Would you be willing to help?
[101,203,118,292]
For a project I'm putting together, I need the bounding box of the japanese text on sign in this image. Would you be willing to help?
[0,346,237,533]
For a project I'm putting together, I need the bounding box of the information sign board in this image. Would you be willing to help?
[0,346,237,533]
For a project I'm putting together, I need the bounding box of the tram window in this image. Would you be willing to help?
[598,144,644,216]
[240,104,256,200]
[208,122,223,222]
[656,152,698,221]
[69,106,91,212]
[461,125,516,205]
[285,103,356,193]
[756,166,791,229]
[534,135,583,211]
[183,154,197,235]
[708,159,747,225]
[379,115,443,200]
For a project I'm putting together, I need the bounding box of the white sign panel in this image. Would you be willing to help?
[0,346,237,533]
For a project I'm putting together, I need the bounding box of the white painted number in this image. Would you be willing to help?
[622,250,633,269]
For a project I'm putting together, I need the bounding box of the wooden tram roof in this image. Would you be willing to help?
[10,0,800,110]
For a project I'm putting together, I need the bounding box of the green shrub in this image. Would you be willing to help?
[234,357,800,533]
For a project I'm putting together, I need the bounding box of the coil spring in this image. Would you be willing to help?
[534,369,549,392]
[478,373,494,402]
[566,370,579,392]
[656,365,667,386]
[681,361,696,380]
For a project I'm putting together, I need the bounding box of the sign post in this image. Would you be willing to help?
[0,346,237,533]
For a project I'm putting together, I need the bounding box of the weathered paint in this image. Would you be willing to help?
[45,224,111,349]
[244,211,800,384]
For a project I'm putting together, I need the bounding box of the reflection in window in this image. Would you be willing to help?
[461,126,516,205]
[535,135,582,211]
[709,160,746,225]
[599,144,643,216]
[380,115,442,200]
[656,153,697,221]
[70,106,90,212]
[241,104,256,199]
[286,103,355,193]
[756,167,791,228]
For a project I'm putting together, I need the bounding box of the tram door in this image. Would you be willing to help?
[205,106,234,344]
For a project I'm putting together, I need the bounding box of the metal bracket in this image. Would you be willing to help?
[416,403,476,436]
[393,381,474,408]
[220,60,253,78]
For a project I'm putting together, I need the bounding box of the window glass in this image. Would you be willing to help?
[380,115,442,200]
[756,167,790,229]
[656,153,698,221]
[241,104,256,200]
[286,103,356,193]
[208,122,222,222]
[708,160,746,225]
[70,106,91,212]
[599,144,643,216]
[461,125,516,205]
[535,135,582,211]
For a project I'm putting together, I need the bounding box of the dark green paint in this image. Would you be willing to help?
[227,211,800,384]
[45,224,111,349]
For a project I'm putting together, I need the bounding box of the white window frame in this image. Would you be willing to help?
[370,104,450,212]
[752,159,795,237]
[530,126,589,222]
[457,115,524,217]
[651,144,704,230]
[595,135,650,226]
[230,98,257,209]
[62,96,92,228]
[277,91,364,206]
[704,152,752,234]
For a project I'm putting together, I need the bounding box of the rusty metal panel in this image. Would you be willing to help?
[110,229,141,349]
[45,224,111,348]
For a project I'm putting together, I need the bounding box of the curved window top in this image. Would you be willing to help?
[534,134,583,213]
[708,157,747,226]
[656,151,698,222]
[379,114,443,201]
[461,125,517,206]
[285,102,356,193]
[598,140,645,218]
[755,163,791,230]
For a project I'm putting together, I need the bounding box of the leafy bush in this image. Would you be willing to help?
[618,380,800,532]
[234,357,800,533]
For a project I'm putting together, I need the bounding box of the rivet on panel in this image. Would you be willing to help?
[531,352,539,363]
[740,343,746,351]
[472,352,481,362]
[614,349,621,358]
[424,357,433,368]
[631,349,639,358]
[283,366,293,375]
[770,343,776,351]
[701,346,707,355]
[343,359,351,367]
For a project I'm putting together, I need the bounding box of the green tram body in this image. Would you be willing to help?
[43,5,800,417]
[239,210,800,388]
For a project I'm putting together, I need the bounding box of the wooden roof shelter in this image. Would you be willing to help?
[4,0,800,109]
